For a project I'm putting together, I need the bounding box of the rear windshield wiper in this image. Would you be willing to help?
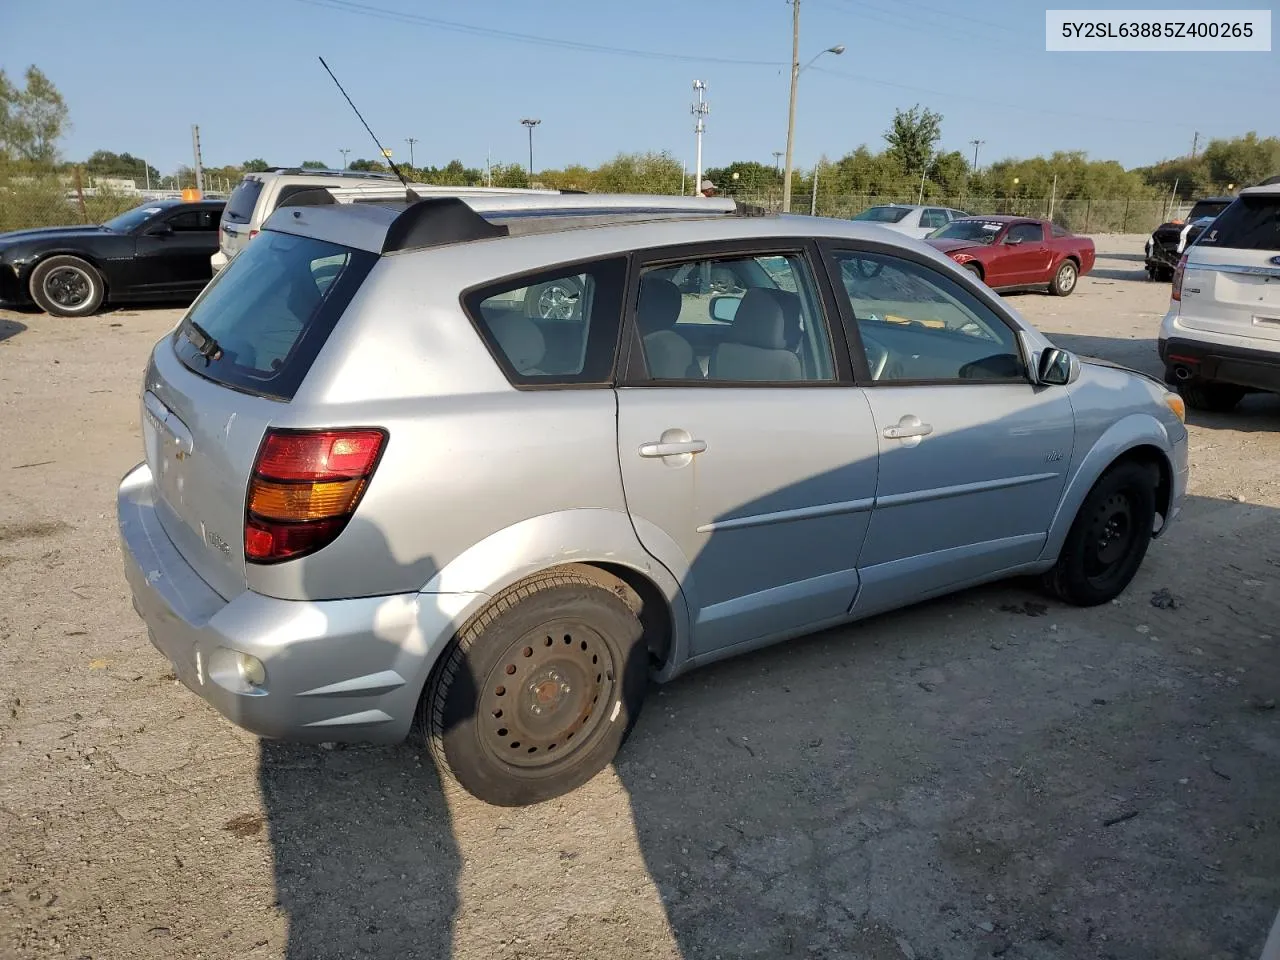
[183,319,222,361]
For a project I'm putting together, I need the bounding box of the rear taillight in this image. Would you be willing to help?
[245,428,387,563]
[248,229,259,239]
[1171,254,1187,301]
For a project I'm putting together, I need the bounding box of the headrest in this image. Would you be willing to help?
[637,277,682,333]
[487,313,545,374]
[768,289,803,351]
[730,289,789,350]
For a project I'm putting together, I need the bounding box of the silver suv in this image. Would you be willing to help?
[118,191,1189,806]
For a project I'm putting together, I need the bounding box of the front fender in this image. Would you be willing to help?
[1039,413,1178,563]
[419,508,693,679]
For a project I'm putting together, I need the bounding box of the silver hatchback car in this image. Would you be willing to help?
[118,190,1189,806]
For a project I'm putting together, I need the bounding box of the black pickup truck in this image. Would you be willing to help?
[1144,196,1233,280]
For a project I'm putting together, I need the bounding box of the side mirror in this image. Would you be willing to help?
[1003,235,1022,245]
[145,222,173,237]
[709,295,740,323]
[1037,347,1078,386]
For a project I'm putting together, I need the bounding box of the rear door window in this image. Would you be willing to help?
[1198,196,1280,251]
[223,178,264,224]
[173,231,376,401]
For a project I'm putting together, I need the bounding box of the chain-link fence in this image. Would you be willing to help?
[0,166,141,232]
[736,190,1184,235]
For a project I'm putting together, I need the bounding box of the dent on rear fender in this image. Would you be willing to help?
[1040,412,1176,562]
[418,509,693,671]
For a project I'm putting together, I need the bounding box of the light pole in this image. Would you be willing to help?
[782,1,843,213]
[339,148,350,170]
[521,118,541,179]
[405,137,418,168]
[968,138,984,172]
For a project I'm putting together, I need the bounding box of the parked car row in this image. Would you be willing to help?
[118,187,1188,806]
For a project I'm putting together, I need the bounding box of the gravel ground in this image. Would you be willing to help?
[1,235,1278,960]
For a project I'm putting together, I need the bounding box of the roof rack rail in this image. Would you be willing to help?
[261,167,401,180]
[383,197,509,253]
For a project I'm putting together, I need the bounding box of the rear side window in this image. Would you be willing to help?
[224,178,264,223]
[1198,196,1280,251]
[853,206,911,224]
[463,258,626,386]
[173,231,376,401]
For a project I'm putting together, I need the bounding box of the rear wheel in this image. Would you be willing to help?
[1178,381,1246,413]
[1049,259,1078,297]
[1043,461,1157,606]
[424,571,648,806]
[29,255,105,317]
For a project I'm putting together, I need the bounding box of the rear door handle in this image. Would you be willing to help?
[639,440,708,458]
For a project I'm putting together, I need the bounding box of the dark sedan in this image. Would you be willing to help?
[0,198,225,317]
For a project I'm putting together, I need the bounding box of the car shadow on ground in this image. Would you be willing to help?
[0,316,27,342]
[1088,266,1153,282]
[254,494,1280,959]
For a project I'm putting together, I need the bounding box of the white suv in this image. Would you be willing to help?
[212,168,559,274]
[1160,180,1280,411]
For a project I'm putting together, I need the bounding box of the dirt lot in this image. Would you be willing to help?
[1,235,1278,960]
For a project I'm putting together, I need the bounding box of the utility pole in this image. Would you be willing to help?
[691,81,709,195]
[782,0,802,212]
[1048,172,1058,220]
[810,163,819,215]
[486,148,492,187]
[339,148,351,169]
[405,137,418,167]
[1190,130,1200,158]
[190,124,205,194]
[520,118,541,178]
[142,158,150,192]
[969,138,985,172]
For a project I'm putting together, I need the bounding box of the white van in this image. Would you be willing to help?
[1160,179,1280,411]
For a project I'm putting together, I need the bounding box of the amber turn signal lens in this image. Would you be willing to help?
[249,477,366,521]
[1164,392,1186,423]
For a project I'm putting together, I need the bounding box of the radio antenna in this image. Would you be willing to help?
[317,56,416,200]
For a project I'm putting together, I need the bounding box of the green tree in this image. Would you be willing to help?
[300,159,327,169]
[83,150,160,186]
[0,66,69,164]
[488,162,529,188]
[1201,132,1280,188]
[242,158,271,172]
[594,151,683,194]
[347,157,388,172]
[883,104,942,175]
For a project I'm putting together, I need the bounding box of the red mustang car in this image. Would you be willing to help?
[924,215,1095,296]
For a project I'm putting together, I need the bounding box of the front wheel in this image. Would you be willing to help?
[1043,461,1157,606]
[424,571,648,806]
[29,255,105,317]
[1049,259,1078,297]
[1179,381,1246,413]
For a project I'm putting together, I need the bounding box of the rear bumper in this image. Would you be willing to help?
[117,462,481,744]
[1159,333,1280,394]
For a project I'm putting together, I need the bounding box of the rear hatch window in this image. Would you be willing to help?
[1198,196,1280,251]
[173,231,376,401]
[223,178,264,224]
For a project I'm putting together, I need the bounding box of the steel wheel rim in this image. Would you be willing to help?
[479,619,617,769]
[1085,492,1134,580]
[44,267,91,307]
[1057,263,1077,291]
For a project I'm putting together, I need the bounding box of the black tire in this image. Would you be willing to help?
[1043,461,1157,607]
[28,255,105,317]
[1178,381,1246,413]
[424,571,648,806]
[1049,259,1078,297]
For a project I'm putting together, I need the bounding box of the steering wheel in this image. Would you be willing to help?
[859,330,890,380]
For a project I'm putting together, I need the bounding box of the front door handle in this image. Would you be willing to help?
[639,439,707,458]
[882,414,933,447]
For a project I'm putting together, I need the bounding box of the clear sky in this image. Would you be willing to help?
[2,0,1276,176]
